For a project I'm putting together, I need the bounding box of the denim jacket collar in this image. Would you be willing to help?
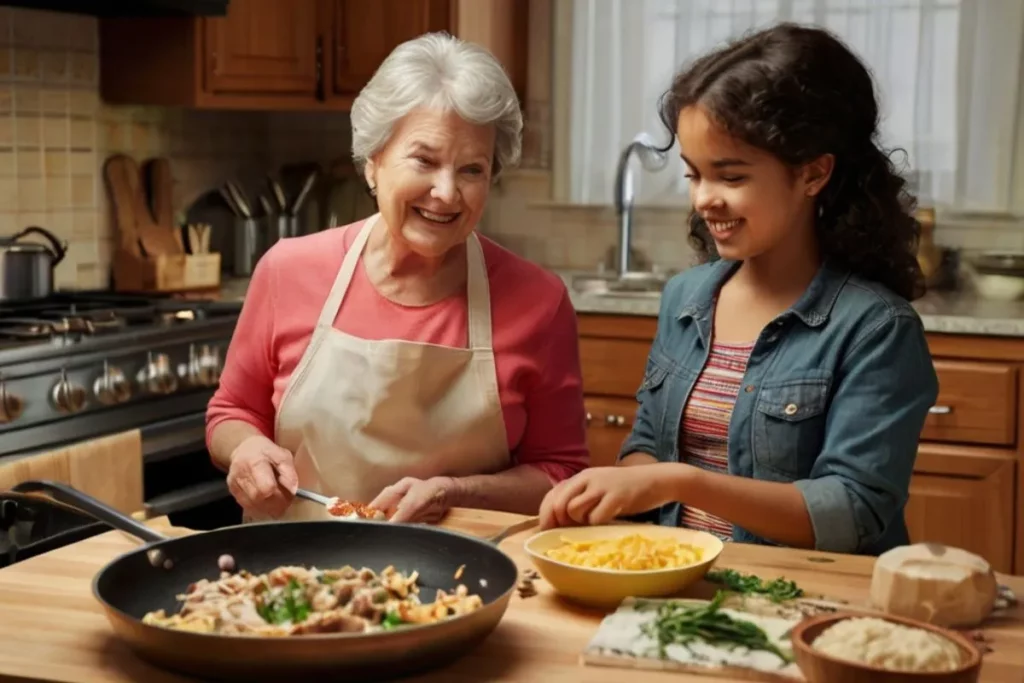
[676,259,851,335]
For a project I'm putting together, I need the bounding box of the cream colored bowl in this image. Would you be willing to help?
[523,525,724,608]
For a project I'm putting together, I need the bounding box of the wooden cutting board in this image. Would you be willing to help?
[0,430,144,516]
[582,595,809,681]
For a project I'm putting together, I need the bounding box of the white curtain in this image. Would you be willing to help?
[568,0,1024,213]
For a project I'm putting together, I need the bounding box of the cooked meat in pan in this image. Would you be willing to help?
[143,564,483,636]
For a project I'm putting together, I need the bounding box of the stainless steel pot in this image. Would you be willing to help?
[0,226,68,301]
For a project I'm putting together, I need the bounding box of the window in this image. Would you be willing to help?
[566,0,1024,213]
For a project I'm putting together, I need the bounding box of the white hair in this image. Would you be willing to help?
[350,31,523,180]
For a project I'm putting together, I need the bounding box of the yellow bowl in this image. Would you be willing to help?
[522,525,724,608]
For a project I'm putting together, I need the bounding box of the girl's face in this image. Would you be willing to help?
[677,106,830,262]
[365,107,495,259]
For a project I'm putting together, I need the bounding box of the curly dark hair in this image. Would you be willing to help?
[658,22,924,301]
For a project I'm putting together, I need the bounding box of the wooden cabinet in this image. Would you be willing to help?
[99,0,527,111]
[331,0,451,96]
[906,444,1016,573]
[204,1,321,97]
[577,313,1023,575]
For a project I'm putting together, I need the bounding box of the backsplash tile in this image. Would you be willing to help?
[0,7,269,290]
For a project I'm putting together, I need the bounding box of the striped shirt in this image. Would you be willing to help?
[678,340,755,540]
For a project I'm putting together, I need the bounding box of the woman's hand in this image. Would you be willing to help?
[370,476,460,524]
[539,465,670,529]
[226,435,299,518]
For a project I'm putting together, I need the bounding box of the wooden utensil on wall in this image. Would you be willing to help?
[0,430,144,516]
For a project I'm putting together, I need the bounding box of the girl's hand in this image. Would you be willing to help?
[539,465,671,529]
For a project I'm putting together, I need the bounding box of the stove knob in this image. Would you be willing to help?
[93,361,131,405]
[187,343,222,387]
[0,380,24,424]
[137,352,177,395]
[51,370,87,414]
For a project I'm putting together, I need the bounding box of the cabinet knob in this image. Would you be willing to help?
[605,414,626,427]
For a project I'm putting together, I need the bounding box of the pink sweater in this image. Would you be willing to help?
[206,220,589,483]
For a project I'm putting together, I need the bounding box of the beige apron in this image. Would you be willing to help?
[268,214,510,521]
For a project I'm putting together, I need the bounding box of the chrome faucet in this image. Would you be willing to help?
[613,133,670,276]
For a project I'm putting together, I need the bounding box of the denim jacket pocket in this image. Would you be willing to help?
[753,376,831,479]
[638,360,670,396]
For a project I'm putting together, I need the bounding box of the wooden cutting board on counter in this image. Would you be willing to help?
[582,595,806,680]
[0,430,144,516]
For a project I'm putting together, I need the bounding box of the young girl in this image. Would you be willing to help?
[540,23,939,555]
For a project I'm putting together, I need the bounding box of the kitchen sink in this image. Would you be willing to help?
[570,271,672,298]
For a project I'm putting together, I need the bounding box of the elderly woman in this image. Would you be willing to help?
[206,32,588,525]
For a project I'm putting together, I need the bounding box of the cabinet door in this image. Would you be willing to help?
[906,444,1016,573]
[204,0,321,95]
[584,397,638,468]
[332,0,451,95]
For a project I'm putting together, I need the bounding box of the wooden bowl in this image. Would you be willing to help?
[790,612,983,683]
[522,525,723,608]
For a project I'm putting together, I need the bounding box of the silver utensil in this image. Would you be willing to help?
[293,487,538,544]
[295,488,332,506]
[268,176,287,212]
[258,193,275,217]
[291,171,318,215]
[218,187,242,217]
[225,181,252,218]
[485,517,539,545]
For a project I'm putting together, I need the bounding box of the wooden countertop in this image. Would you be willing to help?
[0,509,1021,683]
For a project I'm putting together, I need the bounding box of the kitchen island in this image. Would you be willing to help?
[0,509,1021,683]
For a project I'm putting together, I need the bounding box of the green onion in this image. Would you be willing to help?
[381,611,405,630]
[257,578,312,625]
[637,592,793,665]
[705,568,803,602]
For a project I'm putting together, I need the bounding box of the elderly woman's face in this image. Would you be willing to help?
[366,107,495,259]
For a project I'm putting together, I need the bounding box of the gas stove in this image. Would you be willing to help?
[0,290,245,539]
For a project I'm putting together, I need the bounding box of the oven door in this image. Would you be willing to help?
[141,412,241,530]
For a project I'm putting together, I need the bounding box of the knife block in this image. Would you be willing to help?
[113,247,221,293]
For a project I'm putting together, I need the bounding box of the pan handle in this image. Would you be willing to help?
[11,480,168,545]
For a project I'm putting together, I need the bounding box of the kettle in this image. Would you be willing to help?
[0,226,68,301]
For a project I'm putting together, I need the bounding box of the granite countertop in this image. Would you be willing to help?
[216,273,1024,338]
[567,282,1024,338]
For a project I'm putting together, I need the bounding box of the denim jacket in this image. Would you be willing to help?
[619,259,939,555]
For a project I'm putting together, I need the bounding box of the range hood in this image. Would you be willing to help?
[0,0,229,17]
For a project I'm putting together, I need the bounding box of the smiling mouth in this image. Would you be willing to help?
[705,218,742,236]
[414,208,460,224]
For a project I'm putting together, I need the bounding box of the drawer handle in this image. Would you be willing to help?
[929,405,953,415]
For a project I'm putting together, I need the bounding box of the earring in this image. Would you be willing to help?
[368,185,377,197]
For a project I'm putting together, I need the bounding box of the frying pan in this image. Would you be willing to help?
[12,480,521,682]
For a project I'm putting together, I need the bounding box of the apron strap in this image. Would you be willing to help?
[313,214,493,350]
[313,214,378,334]
[465,233,493,351]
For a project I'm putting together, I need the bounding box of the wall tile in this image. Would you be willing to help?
[17,148,41,176]
[14,115,38,147]
[0,7,270,283]
[42,116,66,148]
